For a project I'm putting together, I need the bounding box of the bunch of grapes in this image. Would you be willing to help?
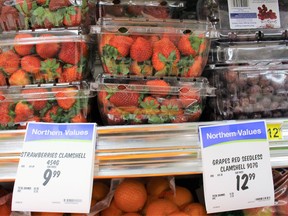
[257,4,277,20]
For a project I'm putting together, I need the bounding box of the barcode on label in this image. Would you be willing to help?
[232,0,248,7]
[255,196,271,201]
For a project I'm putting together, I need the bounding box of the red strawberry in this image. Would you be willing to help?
[63,6,81,27]
[109,91,140,107]
[14,101,34,123]
[36,0,48,5]
[143,6,169,19]
[141,96,160,109]
[36,34,60,59]
[0,6,21,31]
[188,107,202,122]
[8,69,30,86]
[0,50,20,74]
[109,35,134,57]
[0,72,6,86]
[58,42,82,65]
[130,61,153,76]
[148,35,160,46]
[126,5,143,16]
[179,86,201,108]
[14,34,34,56]
[42,106,59,122]
[162,29,180,46]
[49,0,71,11]
[130,37,153,62]
[152,38,180,71]
[184,56,205,77]
[0,101,12,126]
[106,108,124,125]
[21,55,41,74]
[146,79,170,97]
[22,88,48,111]
[178,34,204,56]
[71,113,87,123]
[59,65,81,82]
[55,88,77,110]
[15,0,32,15]
[99,34,114,54]
[171,114,189,123]
[40,58,62,81]
[161,98,183,116]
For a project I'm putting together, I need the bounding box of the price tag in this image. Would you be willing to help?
[267,123,282,140]
[199,121,274,214]
[12,122,97,214]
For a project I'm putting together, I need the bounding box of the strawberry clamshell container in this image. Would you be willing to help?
[0,81,93,130]
[92,75,215,125]
[202,64,288,121]
[97,0,185,20]
[0,28,92,85]
[0,0,93,31]
[92,18,212,77]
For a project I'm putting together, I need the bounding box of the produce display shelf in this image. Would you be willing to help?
[0,119,288,181]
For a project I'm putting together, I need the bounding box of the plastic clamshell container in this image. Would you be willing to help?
[93,74,215,125]
[92,18,211,77]
[0,81,92,129]
[209,40,288,65]
[197,0,288,40]
[0,28,91,85]
[203,65,288,121]
[0,0,92,31]
[97,0,185,20]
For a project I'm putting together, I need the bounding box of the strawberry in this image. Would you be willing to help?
[99,34,114,54]
[109,91,140,107]
[63,6,81,26]
[146,79,170,97]
[14,34,34,56]
[126,5,143,16]
[148,35,160,46]
[179,86,201,108]
[71,113,87,123]
[49,0,71,11]
[0,50,20,74]
[108,35,134,57]
[15,0,32,15]
[21,55,41,74]
[178,34,205,57]
[8,69,30,86]
[31,7,64,29]
[106,108,124,125]
[152,38,180,72]
[130,37,152,62]
[22,88,48,111]
[0,6,21,31]
[14,101,34,123]
[160,98,183,116]
[58,42,82,65]
[140,96,160,109]
[42,105,59,122]
[187,105,202,122]
[184,56,204,77]
[36,34,60,59]
[55,88,77,110]
[171,114,189,123]
[130,61,153,76]
[162,29,180,46]
[36,0,49,5]
[0,72,6,86]
[59,65,81,82]
[143,6,169,19]
[40,58,62,81]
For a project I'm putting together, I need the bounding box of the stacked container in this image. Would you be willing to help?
[197,0,288,121]
[92,1,216,125]
[0,0,95,129]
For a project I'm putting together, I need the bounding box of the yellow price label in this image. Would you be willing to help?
[267,124,282,140]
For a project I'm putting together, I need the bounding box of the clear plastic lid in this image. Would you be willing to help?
[93,74,215,96]
[209,40,288,65]
[197,0,288,40]
[97,0,185,19]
